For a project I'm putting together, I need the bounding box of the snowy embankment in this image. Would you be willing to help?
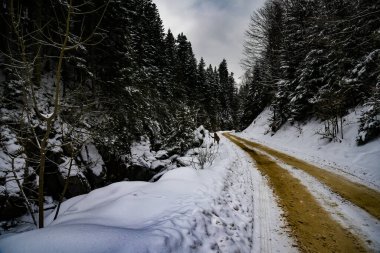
[0,133,295,253]
[237,107,380,191]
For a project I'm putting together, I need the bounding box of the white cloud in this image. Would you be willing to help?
[154,0,265,83]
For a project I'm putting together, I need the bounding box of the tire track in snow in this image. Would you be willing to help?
[222,135,297,253]
[243,144,380,251]
[231,134,380,221]
[148,136,296,253]
[225,133,368,253]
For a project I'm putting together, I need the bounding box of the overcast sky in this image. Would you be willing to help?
[153,0,265,83]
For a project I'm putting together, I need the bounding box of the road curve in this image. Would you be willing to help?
[224,133,369,253]
[228,134,380,221]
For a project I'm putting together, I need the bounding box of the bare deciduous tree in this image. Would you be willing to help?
[6,0,109,228]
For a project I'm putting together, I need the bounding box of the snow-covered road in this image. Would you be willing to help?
[227,133,380,252]
[1,131,378,252]
[210,136,296,253]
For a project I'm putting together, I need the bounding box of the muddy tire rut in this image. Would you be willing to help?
[224,133,373,253]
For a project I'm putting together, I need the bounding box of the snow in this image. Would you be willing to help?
[0,135,295,253]
[5,175,21,197]
[0,126,27,197]
[175,156,192,167]
[47,134,63,154]
[155,150,168,160]
[125,86,140,94]
[193,125,207,144]
[3,106,377,252]
[81,144,105,177]
[252,147,380,251]
[150,160,168,170]
[126,135,206,173]
[229,141,296,252]
[58,157,80,178]
[128,136,157,169]
[40,113,54,119]
[1,127,23,155]
[237,107,380,191]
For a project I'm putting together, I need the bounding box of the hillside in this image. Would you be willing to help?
[0,0,239,225]
[239,0,380,146]
[238,107,380,190]
[0,0,379,252]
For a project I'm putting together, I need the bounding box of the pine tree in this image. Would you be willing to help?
[240,0,379,142]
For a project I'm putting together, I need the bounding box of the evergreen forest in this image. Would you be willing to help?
[0,0,239,223]
[239,0,380,144]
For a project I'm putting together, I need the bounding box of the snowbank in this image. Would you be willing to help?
[238,107,380,190]
[0,162,223,252]
[0,132,297,253]
[0,136,237,253]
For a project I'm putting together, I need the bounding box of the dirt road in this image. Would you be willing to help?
[224,133,379,253]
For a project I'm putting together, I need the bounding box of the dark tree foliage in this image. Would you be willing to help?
[0,0,241,222]
[240,63,268,129]
[240,0,380,143]
[0,0,239,166]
